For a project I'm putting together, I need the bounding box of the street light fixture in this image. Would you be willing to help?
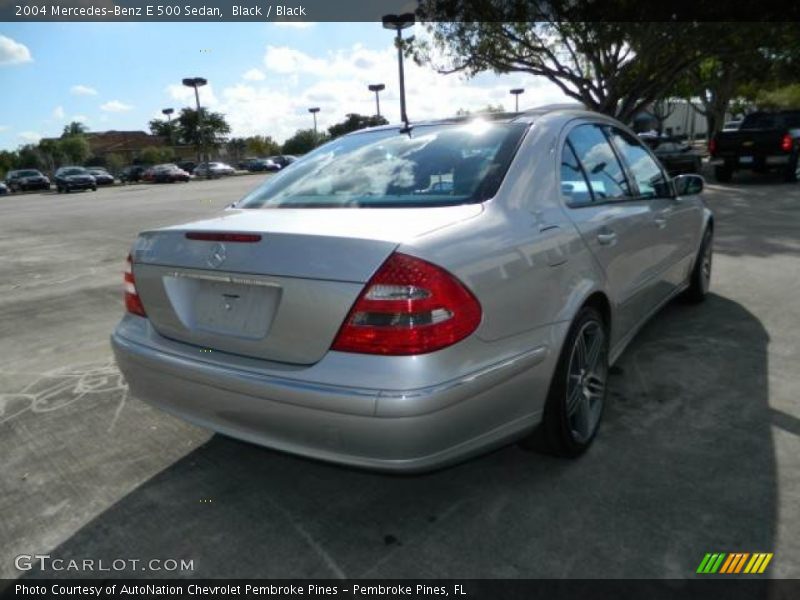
[382,13,415,131]
[308,107,320,136]
[182,77,208,175]
[510,88,525,113]
[161,107,174,146]
[368,83,385,118]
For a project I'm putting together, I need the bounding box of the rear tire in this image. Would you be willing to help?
[685,227,713,303]
[714,166,733,183]
[525,306,609,458]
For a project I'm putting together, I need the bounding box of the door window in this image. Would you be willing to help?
[607,127,671,199]
[567,124,632,202]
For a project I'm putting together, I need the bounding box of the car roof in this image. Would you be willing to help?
[343,104,609,136]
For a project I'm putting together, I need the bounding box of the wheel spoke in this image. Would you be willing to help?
[566,382,583,415]
[586,330,603,370]
[572,395,592,439]
[574,332,588,370]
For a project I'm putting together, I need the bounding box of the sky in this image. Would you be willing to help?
[0,22,569,151]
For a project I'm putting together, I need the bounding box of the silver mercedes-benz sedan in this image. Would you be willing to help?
[112,106,713,472]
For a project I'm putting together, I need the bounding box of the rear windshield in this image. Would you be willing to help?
[16,170,42,177]
[237,121,528,209]
[741,112,800,129]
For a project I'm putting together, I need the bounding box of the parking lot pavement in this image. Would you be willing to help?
[1,174,798,579]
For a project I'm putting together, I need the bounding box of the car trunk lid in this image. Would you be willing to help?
[130,205,482,364]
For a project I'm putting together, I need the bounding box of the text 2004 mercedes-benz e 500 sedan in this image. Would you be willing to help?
[112,107,713,472]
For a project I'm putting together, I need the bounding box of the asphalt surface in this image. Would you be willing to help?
[1,172,798,579]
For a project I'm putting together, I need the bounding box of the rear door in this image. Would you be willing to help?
[606,126,701,300]
[560,123,661,347]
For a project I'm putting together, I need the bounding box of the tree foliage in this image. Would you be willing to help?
[415,1,800,130]
[282,129,328,155]
[62,121,88,137]
[176,107,231,149]
[139,146,174,165]
[327,113,388,139]
[755,84,800,110]
[246,135,282,156]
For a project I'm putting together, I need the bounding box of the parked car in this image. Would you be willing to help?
[193,161,236,178]
[88,168,115,186]
[5,169,51,192]
[145,163,191,183]
[54,166,96,193]
[120,165,149,183]
[177,160,197,175]
[639,134,703,175]
[246,158,281,172]
[113,107,713,472]
[709,110,800,182]
[269,155,297,168]
[0,182,8,195]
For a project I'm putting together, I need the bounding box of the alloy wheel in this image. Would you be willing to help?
[565,320,607,444]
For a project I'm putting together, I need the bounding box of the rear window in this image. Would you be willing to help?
[741,112,800,129]
[237,121,528,209]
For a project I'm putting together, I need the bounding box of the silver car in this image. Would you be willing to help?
[112,107,713,472]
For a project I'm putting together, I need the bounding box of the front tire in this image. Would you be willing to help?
[685,227,713,303]
[528,306,609,458]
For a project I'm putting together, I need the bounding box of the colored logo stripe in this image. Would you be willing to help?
[698,553,773,574]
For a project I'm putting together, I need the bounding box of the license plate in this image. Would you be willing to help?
[739,156,753,164]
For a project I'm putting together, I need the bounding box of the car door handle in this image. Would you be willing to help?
[596,232,617,246]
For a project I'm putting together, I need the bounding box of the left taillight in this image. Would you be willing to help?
[124,253,146,317]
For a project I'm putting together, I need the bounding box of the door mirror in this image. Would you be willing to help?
[673,174,704,196]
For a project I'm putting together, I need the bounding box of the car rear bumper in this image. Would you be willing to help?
[111,321,553,472]
[710,156,790,167]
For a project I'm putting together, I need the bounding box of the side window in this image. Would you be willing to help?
[560,142,593,207]
[567,124,632,201]
[607,127,671,199]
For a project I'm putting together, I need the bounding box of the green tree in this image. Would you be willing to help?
[105,152,125,175]
[62,121,88,137]
[58,135,90,165]
[227,137,247,164]
[138,146,173,165]
[0,150,18,179]
[327,113,388,139]
[756,84,800,110]
[246,135,282,156]
[38,138,66,172]
[176,107,231,159]
[16,144,46,170]
[282,129,328,155]
[415,2,799,126]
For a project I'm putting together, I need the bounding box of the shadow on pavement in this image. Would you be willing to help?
[25,293,774,580]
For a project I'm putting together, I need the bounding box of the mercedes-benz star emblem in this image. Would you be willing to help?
[207,242,227,268]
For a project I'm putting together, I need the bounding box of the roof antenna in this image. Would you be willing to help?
[382,13,415,135]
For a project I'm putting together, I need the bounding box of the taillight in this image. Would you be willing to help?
[708,138,717,156]
[781,133,793,153]
[124,253,146,317]
[331,253,481,355]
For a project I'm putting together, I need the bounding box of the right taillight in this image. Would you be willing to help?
[781,133,793,153]
[331,252,482,356]
[708,138,717,156]
[124,253,146,317]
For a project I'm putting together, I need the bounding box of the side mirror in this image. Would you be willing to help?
[673,174,704,196]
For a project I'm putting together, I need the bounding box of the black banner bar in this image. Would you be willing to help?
[3,579,800,600]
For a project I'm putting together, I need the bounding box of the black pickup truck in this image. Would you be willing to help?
[709,110,800,182]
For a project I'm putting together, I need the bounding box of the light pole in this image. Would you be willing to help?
[182,77,208,176]
[161,107,174,147]
[308,107,320,137]
[510,88,525,113]
[382,13,414,130]
[368,83,385,118]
